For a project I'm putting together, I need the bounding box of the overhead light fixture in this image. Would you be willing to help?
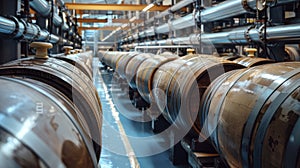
[142,3,154,12]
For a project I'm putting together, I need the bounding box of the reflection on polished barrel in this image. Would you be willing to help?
[125,53,154,89]
[136,54,178,103]
[233,57,274,67]
[201,62,300,167]
[116,52,139,79]
[0,50,102,167]
[0,77,97,167]
[153,55,244,133]
[101,51,127,70]
[53,51,94,79]
[99,51,300,167]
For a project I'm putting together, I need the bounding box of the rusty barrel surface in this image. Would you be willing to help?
[0,57,102,161]
[152,55,244,133]
[125,53,154,89]
[116,52,139,78]
[201,62,300,167]
[135,54,178,103]
[233,57,274,67]
[0,76,97,167]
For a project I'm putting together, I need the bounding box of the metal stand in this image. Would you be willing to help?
[181,138,225,168]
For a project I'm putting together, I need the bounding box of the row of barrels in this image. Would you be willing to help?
[0,42,102,168]
[100,49,300,168]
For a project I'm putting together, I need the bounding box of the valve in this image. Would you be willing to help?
[63,46,73,55]
[30,42,53,59]
[187,48,195,55]
[245,48,257,57]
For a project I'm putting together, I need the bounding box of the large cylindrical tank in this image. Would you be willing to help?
[285,46,300,61]
[0,76,98,167]
[152,55,244,133]
[116,52,139,79]
[135,54,178,103]
[101,51,126,70]
[201,62,300,167]
[0,57,102,161]
[53,51,93,79]
[125,53,154,89]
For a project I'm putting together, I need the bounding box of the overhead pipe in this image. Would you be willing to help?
[145,0,196,24]
[56,0,65,7]
[53,12,63,27]
[156,13,195,34]
[129,0,298,41]
[0,15,62,44]
[169,0,196,12]
[122,23,300,48]
[62,23,69,31]
[134,45,194,52]
[29,0,63,27]
[200,0,297,23]
[199,23,300,45]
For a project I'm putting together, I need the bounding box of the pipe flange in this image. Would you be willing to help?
[43,30,50,42]
[242,0,256,13]
[5,16,20,39]
[33,24,41,41]
[192,8,198,23]
[258,24,266,42]
[168,19,173,32]
[244,24,256,43]
[18,19,28,40]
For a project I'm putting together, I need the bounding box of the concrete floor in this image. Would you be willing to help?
[94,62,188,168]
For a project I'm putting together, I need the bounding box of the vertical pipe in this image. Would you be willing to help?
[0,0,19,65]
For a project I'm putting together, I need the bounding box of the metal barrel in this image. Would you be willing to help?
[101,51,126,70]
[135,54,178,103]
[233,57,274,67]
[125,53,154,89]
[152,55,244,133]
[53,51,94,79]
[200,62,300,167]
[0,76,98,167]
[0,57,102,161]
[70,51,94,76]
[116,52,139,79]
[285,46,300,61]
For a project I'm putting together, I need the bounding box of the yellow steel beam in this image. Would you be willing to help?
[65,3,170,11]
[77,18,107,23]
[77,18,142,23]
[78,27,118,31]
